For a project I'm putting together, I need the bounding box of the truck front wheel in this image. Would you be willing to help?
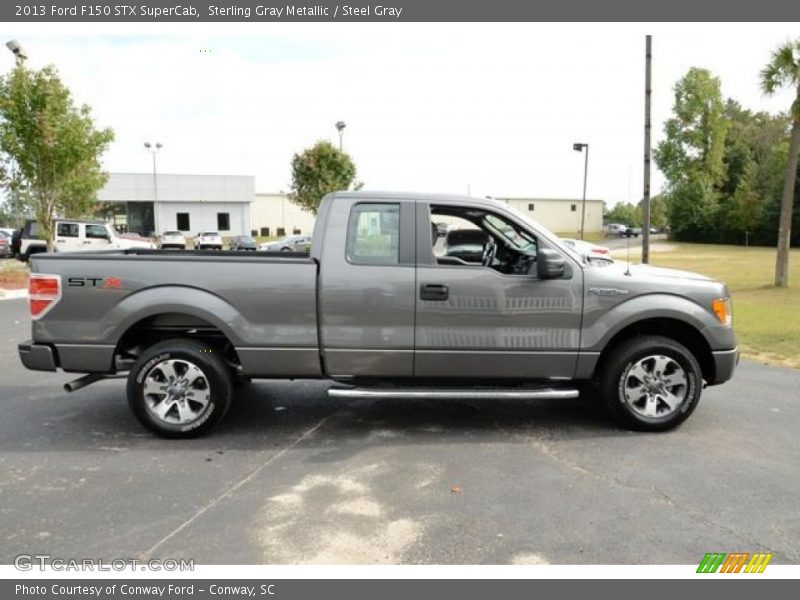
[599,335,702,432]
[126,339,232,438]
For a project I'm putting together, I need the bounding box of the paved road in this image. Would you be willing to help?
[1,298,798,565]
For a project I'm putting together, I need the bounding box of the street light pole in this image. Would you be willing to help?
[5,39,28,64]
[144,142,163,202]
[335,121,346,151]
[573,142,589,240]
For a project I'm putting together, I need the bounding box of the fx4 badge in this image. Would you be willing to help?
[67,277,122,289]
[589,287,630,296]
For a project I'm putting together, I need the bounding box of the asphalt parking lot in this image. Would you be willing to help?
[1,297,799,565]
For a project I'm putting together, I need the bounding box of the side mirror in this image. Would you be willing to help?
[537,248,565,279]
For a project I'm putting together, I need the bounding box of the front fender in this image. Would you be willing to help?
[581,293,734,352]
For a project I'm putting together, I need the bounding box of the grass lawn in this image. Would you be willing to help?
[618,243,800,369]
[0,259,28,289]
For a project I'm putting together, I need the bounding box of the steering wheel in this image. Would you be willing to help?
[481,240,497,267]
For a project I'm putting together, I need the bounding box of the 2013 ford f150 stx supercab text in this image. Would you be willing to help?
[18,192,738,437]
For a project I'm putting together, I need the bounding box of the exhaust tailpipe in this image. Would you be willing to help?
[64,373,124,393]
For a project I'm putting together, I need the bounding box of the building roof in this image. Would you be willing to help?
[499,197,605,203]
[98,172,255,204]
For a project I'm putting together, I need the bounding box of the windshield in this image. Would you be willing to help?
[499,203,585,264]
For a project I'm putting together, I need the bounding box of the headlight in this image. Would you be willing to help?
[712,297,732,326]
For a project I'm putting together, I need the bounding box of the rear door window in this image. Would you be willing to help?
[346,203,400,265]
[57,223,79,237]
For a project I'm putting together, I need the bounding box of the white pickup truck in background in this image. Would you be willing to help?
[16,219,155,260]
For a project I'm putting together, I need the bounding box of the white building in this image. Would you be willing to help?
[96,173,254,237]
[250,192,316,237]
[249,193,606,239]
[499,197,605,234]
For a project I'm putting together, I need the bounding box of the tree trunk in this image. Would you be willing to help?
[775,118,800,287]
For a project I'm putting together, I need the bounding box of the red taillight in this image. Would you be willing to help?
[28,274,61,319]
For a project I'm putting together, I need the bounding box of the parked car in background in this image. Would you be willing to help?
[604,223,627,237]
[193,231,224,250]
[230,235,257,251]
[158,230,186,250]
[10,228,23,257]
[620,226,640,238]
[258,234,312,253]
[0,227,16,238]
[560,238,613,265]
[0,231,11,257]
[15,219,155,261]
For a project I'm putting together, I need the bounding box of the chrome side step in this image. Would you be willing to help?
[328,387,579,400]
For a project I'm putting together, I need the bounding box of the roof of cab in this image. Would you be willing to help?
[327,190,510,210]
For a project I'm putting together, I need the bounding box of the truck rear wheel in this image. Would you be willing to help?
[599,335,702,432]
[126,339,232,438]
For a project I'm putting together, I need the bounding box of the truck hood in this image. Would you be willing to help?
[605,261,713,282]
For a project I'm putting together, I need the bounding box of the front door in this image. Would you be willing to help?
[414,202,583,380]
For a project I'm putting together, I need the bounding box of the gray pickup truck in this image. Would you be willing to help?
[18,191,738,437]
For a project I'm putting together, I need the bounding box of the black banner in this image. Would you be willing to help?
[3,0,800,22]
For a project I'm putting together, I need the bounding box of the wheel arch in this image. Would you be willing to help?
[593,317,714,383]
[108,287,244,368]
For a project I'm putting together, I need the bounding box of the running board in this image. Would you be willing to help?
[328,387,579,400]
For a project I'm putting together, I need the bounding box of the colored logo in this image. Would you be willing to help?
[697,552,772,573]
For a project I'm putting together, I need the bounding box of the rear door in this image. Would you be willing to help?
[413,202,584,380]
[54,222,82,253]
[318,199,417,378]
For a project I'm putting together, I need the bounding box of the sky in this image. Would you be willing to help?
[2,23,798,206]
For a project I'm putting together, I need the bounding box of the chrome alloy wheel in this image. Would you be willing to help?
[621,354,688,419]
[142,359,211,425]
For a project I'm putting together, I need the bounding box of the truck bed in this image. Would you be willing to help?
[28,250,321,377]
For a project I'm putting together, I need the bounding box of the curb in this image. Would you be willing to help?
[0,288,28,301]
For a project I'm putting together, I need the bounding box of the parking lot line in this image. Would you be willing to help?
[139,416,332,559]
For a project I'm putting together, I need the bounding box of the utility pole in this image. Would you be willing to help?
[642,35,652,264]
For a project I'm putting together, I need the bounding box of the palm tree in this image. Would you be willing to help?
[761,40,800,287]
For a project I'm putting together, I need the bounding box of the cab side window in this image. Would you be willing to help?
[57,223,79,237]
[346,203,400,265]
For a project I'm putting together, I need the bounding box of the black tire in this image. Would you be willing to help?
[598,335,702,432]
[127,339,233,438]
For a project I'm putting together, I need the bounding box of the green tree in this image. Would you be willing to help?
[718,101,789,244]
[655,68,729,240]
[289,141,360,215]
[761,39,800,287]
[730,157,763,245]
[0,62,113,251]
[639,193,668,230]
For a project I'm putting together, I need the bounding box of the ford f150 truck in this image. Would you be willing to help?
[18,191,738,437]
